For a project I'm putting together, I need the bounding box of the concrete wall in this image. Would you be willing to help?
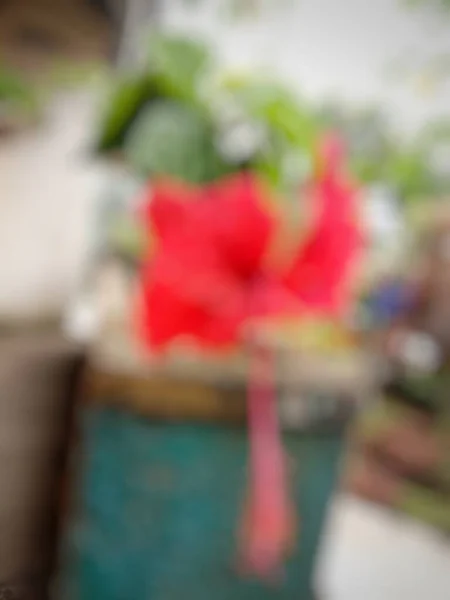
[0,90,103,321]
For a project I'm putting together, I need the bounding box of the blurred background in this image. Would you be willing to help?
[0,1,449,599]
[1,0,449,320]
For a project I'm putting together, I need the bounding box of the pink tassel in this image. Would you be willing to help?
[238,341,296,581]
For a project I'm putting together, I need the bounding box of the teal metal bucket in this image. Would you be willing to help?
[58,401,349,600]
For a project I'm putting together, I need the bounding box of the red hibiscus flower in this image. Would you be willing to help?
[137,134,363,351]
[137,172,302,350]
[135,133,364,581]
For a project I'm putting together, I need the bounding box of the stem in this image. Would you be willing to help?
[248,342,286,505]
[238,336,294,579]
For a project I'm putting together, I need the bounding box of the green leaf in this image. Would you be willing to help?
[96,73,158,153]
[148,33,211,104]
[124,100,231,183]
[96,33,213,154]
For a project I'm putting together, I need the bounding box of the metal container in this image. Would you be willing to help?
[58,341,369,600]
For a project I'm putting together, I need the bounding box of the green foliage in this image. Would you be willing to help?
[219,75,319,193]
[96,34,211,154]
[223,77,318,147]
[96,32,316,191]
[351,146,435,201]
[124,100,231,183]
[97,73,157,152]
[147,33,211,103]
[97,31,447,204]
[317,103,449,202]
[385,149,436,200]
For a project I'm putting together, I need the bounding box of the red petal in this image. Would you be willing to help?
[139,275,245,350]
[145,178,198,240]
[249,274,303,319]
[138,226,247,349]
[205,173,275,278]
[286,142,364,317]
[136,174,288,351]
